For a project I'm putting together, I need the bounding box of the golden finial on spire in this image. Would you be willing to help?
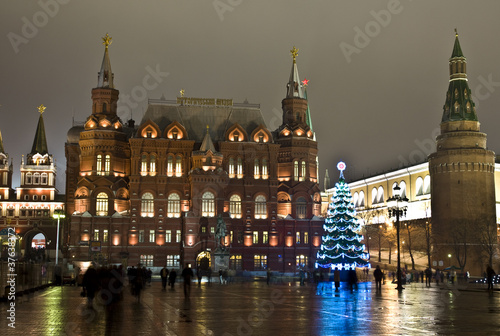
[290,46,299,63]
[455,28,458,37]
[180,89,185,97]
[102,33,112,49]
[37,104,46,114]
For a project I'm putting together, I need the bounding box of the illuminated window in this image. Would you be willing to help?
[296,255,308,268]
[230,255,242,270]
[103,229,108,243]
[139,230,145,243]
[263,231,269,244]
[167,193,181,217]
[175,156,182,177]
[105,155,110,175]
[296,197,307,219]
[166,255,180,267]
[41,173,48,185]
[254,158,260,178]
[253,231,259,244]
[300,161,306,181]
[255,195,267,219]
[165,230,172,243]
[211,227,215,234]
[96,192,108,216]
[262,159,268,179]
[296,232,300,244]
[304,232,309,244]
[96,155,102,175]
[167,155,173,176]
[93,229,99,241]
[228,157,235,177]
[229,194,242,218]
[254,255,267,270]
[294,161,299,181]
[141,154,148,174]
[140,254,153,267]
[424,175,431,194]
[202,191,215,217]
[378,186,384,204]
[141,192,154,217]
[353,192,359,207]
[359,191,365,207]
[150,154,156,174]
[237,157,243,178]
[176,230,181,243]
[149,230,155,243]
[372,187,378,204]
[416,177,423,196]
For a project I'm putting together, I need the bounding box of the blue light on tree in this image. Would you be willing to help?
[316,162,370,270]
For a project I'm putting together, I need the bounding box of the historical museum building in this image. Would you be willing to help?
[65,37,323,272]
[0,106,65,261]
[326,34,499,275]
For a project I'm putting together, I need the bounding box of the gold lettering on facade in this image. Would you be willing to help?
[176,97,233,106]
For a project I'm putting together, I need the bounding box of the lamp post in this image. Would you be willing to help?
[53,211,66,265]
[387,185,408,292]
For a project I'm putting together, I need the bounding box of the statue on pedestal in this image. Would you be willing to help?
[215,214,227,251]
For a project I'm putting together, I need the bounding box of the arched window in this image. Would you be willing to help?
[254,159,260,178]
[371,187,378,204]
[41,173,48,185]
[141,154,148,174]
[96,155,102,175]
[141,193,154,217]
[96,192,108,216]
[378,186,384,203]
[300,161,306,181]
[294,161,299,181]
[296,197,307,219]
[175,156,182,177]
[167,155,174,176]
[105,155,111,175]
[202,192,215,217]
[229,194,242,219]
[261,158,268,179]
[228,157,235,177]
[424,175,431,194]
[399,181,407,198]
[167,193,181,218]
[26,173,32,184]
[237,157,243,178]
[255,195,267,219]
[416,177,424,196]
[353,192,359,207]
[150,154,156,174]
[359,191,365,207]
[33,173,40,185]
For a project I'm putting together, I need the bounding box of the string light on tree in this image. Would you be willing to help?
[315,161,370,270]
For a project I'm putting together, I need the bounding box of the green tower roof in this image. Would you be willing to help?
[31,112,49,155]
[451,31,464,58]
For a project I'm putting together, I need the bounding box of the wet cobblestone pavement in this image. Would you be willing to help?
[3,280,500,335]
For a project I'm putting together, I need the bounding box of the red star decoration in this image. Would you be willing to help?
[301,78,309,87]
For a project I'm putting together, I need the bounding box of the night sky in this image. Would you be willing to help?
[2,1,500,192]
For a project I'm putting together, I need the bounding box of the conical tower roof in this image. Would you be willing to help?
[31,105,49,155]
[200,125,216,153]
[441,31,478,123]
[286,46,304,98]
[97,33,114,88]
[302,79,313,131]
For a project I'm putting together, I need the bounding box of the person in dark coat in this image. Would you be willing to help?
[373,265,383,291]
[181,264,194,298]
[333,268,341,292]
[486,265,496,291]
[348,268,358,291]
[160,266,169,291]
[168,269,177,289]
[82,265,100,308]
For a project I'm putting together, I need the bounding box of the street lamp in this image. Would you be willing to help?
[387,185,408,292]
[53,210,66,265]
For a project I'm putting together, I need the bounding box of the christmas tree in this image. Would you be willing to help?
[316,162,370,270]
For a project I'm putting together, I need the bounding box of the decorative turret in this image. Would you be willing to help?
[286,47,304,99]
[281,47,308,127]
[441,30,477,123]
[199,125,217,153]
[192,125,223,171]
[27,105,51,165]
[97,33,114,89]
[324,168,330,191]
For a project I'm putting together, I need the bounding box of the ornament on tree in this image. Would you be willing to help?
[316,162,370,270]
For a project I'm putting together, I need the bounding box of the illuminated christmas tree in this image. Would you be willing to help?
[316,162,369,270]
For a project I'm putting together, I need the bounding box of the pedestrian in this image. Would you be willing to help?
[182,264,194,297]
[168,269,177,290]
[420,270,424,284]
[373,265,383,291]
[333,267,341,292]
[219,269,223,284]
[82,265,100,308]
[486,265,496,291]
[435,269,440,284]
[197,268,203,286]
[160,266,169,291]
[348,268,358,291]
[425,267,432,287]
